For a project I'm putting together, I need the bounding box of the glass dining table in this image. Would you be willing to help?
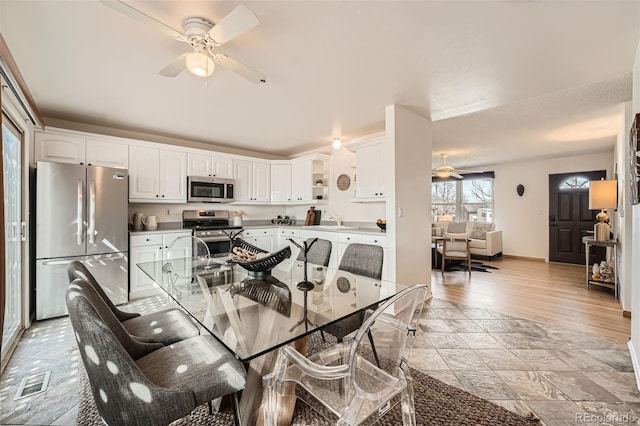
[136,256,410,424]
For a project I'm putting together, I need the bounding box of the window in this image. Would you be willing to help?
[558,176,590,190]
[432,176,494,222]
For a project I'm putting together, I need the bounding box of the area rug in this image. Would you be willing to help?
[444,260,499,273]
[76,335,539,426]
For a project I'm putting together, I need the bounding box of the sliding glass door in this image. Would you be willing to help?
[2,112,23,360]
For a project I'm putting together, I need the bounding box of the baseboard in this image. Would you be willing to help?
[627,340,640,391]
[623,311,632,318]
[501,254,546,262]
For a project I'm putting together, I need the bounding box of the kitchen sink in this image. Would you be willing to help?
[305,225,359,230]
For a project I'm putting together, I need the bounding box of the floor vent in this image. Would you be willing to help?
[14,371,51,400]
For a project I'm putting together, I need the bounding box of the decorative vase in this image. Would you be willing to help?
[592,263,600,276]
[234,216,242,226]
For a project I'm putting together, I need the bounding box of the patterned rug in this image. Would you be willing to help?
[76,333,539,426]
[444,261,499,273]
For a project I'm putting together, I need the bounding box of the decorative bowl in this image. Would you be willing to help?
[231,239,292,275]
[376,222,386,232]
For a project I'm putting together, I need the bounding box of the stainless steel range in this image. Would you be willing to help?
[182,210,243,256]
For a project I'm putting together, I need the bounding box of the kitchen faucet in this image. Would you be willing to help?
[328,213,342,226]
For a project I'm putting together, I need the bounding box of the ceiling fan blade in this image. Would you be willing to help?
[213,53,266,84]
[101,0,186,41]
[451,173,464,179]
[159,53,189,77]
[456,169,485,174]
[207,5,259,45]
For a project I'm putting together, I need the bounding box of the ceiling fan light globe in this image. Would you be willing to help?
[332,138,342,150]
[186,52,215,77]
[435,170,450,178]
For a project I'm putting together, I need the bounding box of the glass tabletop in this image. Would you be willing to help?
[136,257,408,362]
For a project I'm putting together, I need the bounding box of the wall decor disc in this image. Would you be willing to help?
[336,276,351,293]
[336,174,351,191]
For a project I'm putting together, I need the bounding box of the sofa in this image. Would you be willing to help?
[432,221,502,260]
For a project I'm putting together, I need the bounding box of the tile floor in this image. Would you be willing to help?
[1,295,639,425]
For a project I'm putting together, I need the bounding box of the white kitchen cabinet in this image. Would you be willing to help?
[242,228,276,252]
[129,234,163,299]
[187,150,233,178]
[35,130,129,169]
[129,231,190,299]
[35,131,85,164]
[271,163,292,203]
[86,138,129,169]
[233,159,270,202]
[291,155,329,202]
[348,135,385,201]
[129,144,187,203]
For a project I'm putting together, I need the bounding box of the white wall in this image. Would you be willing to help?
[628,39,640,389]
[385,104,432,288]
[485,151,613,260]
[614,102,634,312]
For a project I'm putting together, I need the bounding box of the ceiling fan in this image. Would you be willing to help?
[101,0,266,83]
[432,153,483,179]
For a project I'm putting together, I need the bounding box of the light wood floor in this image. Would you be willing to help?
[430,257,631,343]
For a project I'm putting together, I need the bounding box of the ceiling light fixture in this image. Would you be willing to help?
[185,52,215,77]
[332,138,342,150]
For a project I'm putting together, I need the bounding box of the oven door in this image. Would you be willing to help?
[187,177,227,203]
[199,235,232,256]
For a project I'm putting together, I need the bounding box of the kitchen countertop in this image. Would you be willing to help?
[129,222,386,236]
[241,224,386,236]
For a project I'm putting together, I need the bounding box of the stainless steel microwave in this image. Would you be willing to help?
[187,176,234,203]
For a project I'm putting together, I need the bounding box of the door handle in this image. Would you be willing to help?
[77,180,84,245]
[21,221,27,242]
[549,214,556,221]
[88,179,96,244]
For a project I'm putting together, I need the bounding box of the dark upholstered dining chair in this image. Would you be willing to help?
[296,238,332,267]
[67,260,199,345]
[67,278,246,426]
[322,243,384,343]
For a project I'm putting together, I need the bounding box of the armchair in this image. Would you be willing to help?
[263,284,428,426]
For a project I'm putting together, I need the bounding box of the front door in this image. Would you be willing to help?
[549,171,606,264]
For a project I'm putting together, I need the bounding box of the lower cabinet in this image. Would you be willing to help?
[129,230,191,299]
[242,228,276,252]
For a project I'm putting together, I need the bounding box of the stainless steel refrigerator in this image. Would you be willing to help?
[36,161,128,320]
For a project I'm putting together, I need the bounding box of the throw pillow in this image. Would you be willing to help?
[447,222,467,233]
[469,222,495,240]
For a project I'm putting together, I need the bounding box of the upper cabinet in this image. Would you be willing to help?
[35,130,128,169]
[187,150,233,179]
[271,162,292,203]
[85,138,129,169]
[348,135,385,201]
[233,159,270,202]
[129,144,187,203]
[270,154,329,204]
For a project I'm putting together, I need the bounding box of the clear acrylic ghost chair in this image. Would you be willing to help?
[163,235,211,290]
[263,284,428,426]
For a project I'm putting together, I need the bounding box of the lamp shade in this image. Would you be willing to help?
[588,180,617,209]
[186,52,215,77]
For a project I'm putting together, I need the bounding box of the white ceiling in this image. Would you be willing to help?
[1,1,638,169]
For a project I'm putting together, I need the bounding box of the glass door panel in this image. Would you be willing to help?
[2,113,23,360]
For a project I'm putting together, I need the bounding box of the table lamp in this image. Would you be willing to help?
[588,179,617,241]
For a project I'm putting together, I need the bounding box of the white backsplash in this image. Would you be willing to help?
[128,203,284,224]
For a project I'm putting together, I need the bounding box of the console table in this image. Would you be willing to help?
[582,236,617,298]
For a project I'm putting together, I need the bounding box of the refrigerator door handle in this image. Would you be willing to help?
[89,179,96,245]
[77,179,84,246]
[21,221,27,242]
